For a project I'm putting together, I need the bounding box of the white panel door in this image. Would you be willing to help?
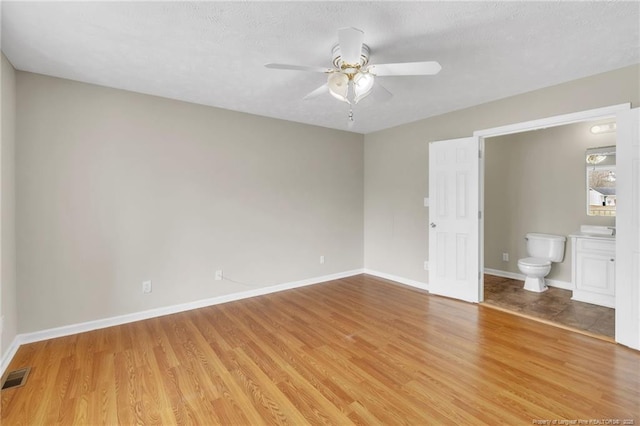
[428,137,481,303]
[616,107,640,349]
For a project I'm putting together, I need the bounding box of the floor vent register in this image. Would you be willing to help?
[1,367,31,390]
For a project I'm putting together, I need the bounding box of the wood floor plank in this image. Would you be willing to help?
[2,274,639,424]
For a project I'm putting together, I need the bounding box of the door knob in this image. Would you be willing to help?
[430,223,436,228]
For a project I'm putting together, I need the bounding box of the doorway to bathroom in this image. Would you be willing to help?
[480,119,616,339]
[484,118,616,339]
[428,104,638,348]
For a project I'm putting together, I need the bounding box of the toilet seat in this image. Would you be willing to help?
[518,257,552,292]
[518,257,551,267]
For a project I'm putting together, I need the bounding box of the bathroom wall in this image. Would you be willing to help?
[484,121,616,284]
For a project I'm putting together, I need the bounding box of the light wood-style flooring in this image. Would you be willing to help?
[2,274,639,424]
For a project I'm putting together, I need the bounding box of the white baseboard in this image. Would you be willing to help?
[484,268,573,290]
[363,269,429,291]
[1,337,22,377]
[1,268,364,375]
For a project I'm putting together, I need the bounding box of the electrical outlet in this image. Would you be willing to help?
[215,270,223,281]
[142,280,152,294]
[424,261,429,270]
[320,255,325,264]
[502,253,509,262]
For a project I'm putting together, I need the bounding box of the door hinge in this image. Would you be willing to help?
[478,150,482,159]
[478,211,482,219]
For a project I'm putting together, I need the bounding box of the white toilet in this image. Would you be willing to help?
[517,233,566,292]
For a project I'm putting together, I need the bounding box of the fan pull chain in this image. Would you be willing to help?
[348,108,355,128]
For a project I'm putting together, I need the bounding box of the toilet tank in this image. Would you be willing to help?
[525,233,566,262]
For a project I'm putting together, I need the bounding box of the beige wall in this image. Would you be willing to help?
[16,72,364,333]
[10,63,640,335]
[484,121,616,283]
[1,53,18,357]
[364,64,639,285]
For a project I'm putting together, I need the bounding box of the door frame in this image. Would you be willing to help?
[473,103,632,343]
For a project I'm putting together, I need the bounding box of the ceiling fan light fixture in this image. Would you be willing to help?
[266,27,439,113]
[353,72,375,104]
[327,73,349,103]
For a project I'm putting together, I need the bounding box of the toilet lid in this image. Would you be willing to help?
[518,257,551,267]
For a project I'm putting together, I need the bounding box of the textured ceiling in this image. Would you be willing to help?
[2,1,639,134]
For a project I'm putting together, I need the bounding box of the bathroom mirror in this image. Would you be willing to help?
[586,146,616,216]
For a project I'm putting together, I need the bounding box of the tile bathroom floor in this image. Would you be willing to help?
[483,274,615,340]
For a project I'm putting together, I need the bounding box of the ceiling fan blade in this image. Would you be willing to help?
[338,27,364,64]
[369,61,442,76]
[371,82,393,102]
[265,63,333,73]
[303,84,329,100]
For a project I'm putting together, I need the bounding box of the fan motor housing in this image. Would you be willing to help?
[331,43,370,70]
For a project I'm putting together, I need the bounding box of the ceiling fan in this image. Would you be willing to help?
[265,27,442,123]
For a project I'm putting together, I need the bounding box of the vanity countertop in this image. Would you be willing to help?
[569,232,615,240]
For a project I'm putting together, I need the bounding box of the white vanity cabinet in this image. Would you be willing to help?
[570,234,615,308]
